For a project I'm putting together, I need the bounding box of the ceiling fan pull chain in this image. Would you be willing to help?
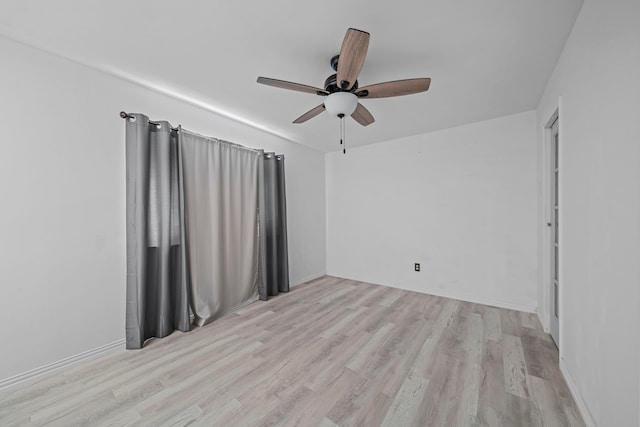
[338,113,345,151]
[343,117,347,154]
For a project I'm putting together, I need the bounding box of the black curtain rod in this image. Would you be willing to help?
[120,111,179,131]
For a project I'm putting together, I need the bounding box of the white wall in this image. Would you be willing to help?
[536,0,640,425]
[326,111,538,312]
[0,36,326,383]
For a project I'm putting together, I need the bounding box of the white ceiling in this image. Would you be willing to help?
[0,0,582,152]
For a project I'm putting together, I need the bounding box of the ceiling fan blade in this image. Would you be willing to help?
[336,28,370,91]
[351,103,375,126]
[257,77,328,96]
[356,78,431,99]
[293,104,326,124]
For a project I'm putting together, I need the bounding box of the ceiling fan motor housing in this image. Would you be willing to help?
[324,73,358,93]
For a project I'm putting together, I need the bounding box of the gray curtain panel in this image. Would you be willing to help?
[180,131,261,326]
[125,114,191,349]
[258,153,290,300]
[125,113,290,347]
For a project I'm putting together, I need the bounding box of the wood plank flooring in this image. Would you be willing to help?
[0,276,584,426]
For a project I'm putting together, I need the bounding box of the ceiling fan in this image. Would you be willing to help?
[257,28,431,133]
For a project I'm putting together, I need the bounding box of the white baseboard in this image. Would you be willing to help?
[291,272,326,288]
[338,276,538,314]
[419,288,537,313]
[536,309,550,333]
[0,338,125,392]
[559,358,595,427]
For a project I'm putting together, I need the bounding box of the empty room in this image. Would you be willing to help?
[0,0,638,426]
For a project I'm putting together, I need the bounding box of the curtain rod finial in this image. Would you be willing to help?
[120,111,130,119]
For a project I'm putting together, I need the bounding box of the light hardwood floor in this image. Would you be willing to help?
[0,276,584,426]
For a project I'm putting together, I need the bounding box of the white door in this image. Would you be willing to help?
[550,118,560,347]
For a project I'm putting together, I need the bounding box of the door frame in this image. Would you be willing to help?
[541,106,562,350]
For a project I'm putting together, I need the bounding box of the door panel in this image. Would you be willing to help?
[550,118,560,347]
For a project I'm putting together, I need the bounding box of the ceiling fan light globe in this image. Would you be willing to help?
[324,92,358,117]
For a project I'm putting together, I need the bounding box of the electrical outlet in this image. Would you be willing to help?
[414,263,420,272]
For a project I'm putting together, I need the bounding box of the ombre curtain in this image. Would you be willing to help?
[258,153,289,299]
[125,114,190,349]
[125,114,289,348]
